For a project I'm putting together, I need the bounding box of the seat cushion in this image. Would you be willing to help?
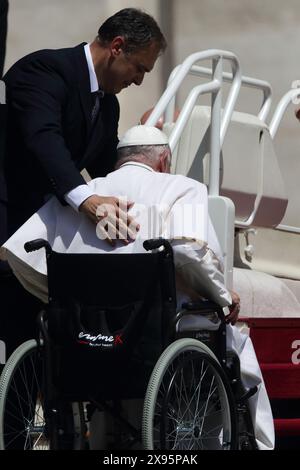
[233,267,300,317]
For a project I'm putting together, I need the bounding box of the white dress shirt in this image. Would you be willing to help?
[64,43,100,211]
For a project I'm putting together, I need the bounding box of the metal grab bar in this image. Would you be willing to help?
[269,88,300,139]
[167,65,272,123]
[145,49,241,196]
[167,79,220,151]
[146,50,241,145]
[276,224,300,234]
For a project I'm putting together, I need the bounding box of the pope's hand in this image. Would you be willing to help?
[79,195,139,246]
[225,289,240,325]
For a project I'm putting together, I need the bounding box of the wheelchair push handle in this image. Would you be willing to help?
[24,238,52,255]
[143,238,173,257]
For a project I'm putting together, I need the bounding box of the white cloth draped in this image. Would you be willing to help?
[2,163,231,307]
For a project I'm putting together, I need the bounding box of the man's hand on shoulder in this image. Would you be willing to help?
[225,289,240,325]
[79,195,139,246]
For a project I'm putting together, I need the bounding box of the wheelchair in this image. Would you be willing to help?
[0,238,257,450]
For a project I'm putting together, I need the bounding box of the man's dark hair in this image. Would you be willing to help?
[98,8,167,54]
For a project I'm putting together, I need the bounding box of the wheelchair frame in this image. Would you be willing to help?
[0,238,257,450]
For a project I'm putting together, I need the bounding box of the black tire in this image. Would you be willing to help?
[143,338,237,450]
[0,339,85,449]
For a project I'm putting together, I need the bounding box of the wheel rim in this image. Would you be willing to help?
[2,347,49,450]
[152,349,232,450]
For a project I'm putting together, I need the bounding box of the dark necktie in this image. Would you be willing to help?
[91,89,104,125]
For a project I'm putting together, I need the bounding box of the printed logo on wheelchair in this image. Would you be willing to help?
[77,331,123,347]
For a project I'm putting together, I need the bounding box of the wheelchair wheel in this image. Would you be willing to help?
[0,339,85,450]
[142,338,237,450]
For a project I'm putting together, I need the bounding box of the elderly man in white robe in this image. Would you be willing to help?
[1,125,274,450]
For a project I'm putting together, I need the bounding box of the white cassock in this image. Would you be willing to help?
[1,161,274,450]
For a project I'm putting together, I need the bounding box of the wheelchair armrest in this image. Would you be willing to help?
[174,300,225,327]
[24,239,52,255]
[143,238,173,257]
[181,300,223,313]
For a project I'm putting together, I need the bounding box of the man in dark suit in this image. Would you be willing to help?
[0,8,166,366]
[0,9,166,449]
[3,7,166,238]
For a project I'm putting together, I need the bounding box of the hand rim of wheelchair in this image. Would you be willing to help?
[142,337,238,450]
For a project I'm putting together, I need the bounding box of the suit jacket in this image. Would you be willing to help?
[2,43,119,235]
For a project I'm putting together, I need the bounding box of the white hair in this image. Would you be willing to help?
[116,144,170,169]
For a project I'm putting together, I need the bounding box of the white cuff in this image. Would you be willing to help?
[64,185,95,211]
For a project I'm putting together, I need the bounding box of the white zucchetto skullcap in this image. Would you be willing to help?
[117,125,169,149]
